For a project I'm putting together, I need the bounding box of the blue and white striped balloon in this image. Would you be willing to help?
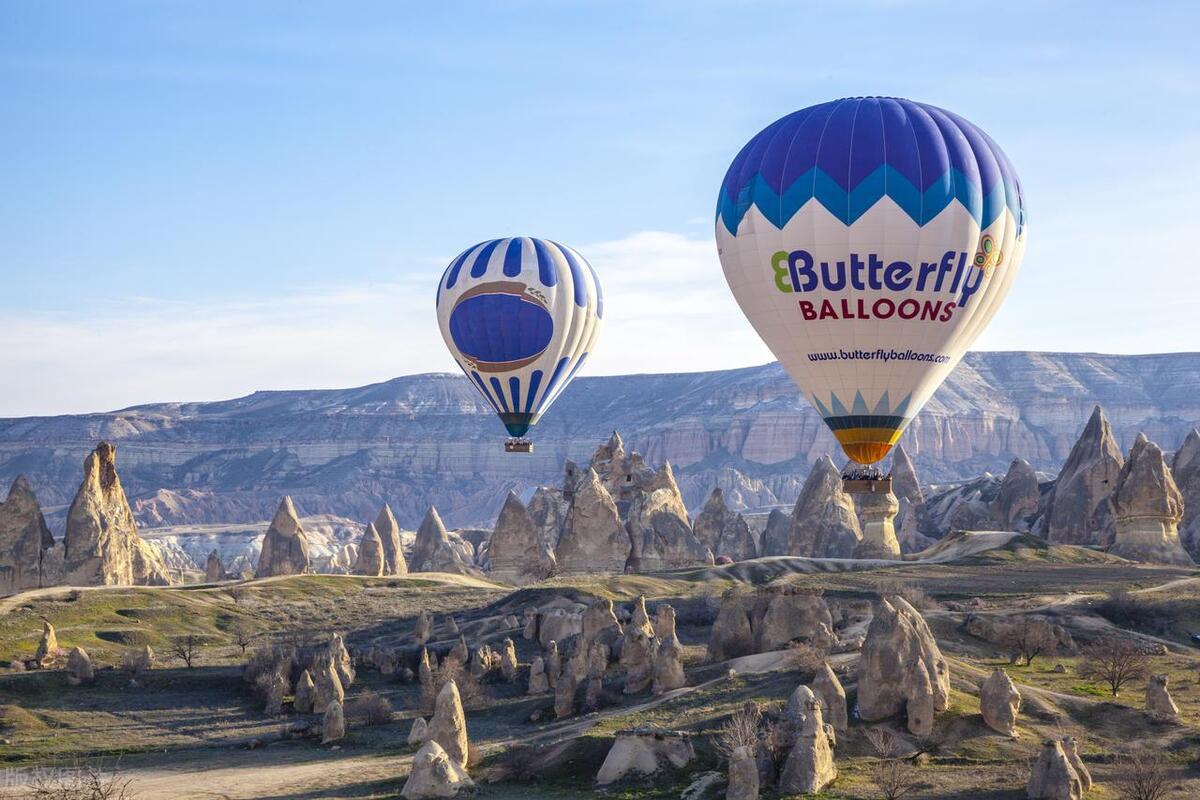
[436,237,603,438]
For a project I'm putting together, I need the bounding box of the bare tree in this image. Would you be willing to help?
[714,702,762,759]
[169,634,206,669]
[1077,636,1149,696]
[1111,748,1172,800]
[864,727,921,800]
[25,761,132,800]
[1001,617,1059,666]
[231,621,257,657]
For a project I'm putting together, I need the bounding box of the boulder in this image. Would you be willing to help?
[693,488,756,562]
[353,523,386,577]
[980,667,1021,737]
[758,509,791,557]
[1110,435,1193,565]
[626,463,712,571]
[294,670,315,713]
[428,680,469,768]
[595,728,695,785]
[652,632,686,694]
[992,458,1040,531]
[706,590,755,661]
[34,620,58,668]
[322,700,345,743]
[779,692,836,795]
[1145,674,1179,718]
[528,657,549,694]
[852,488,902,560]
[500,638,519,682]
[255,496,311,578]
[556,469,630,575]
[754,588,834,653]
[1027,738,1083,800]
[204,549,227,582]
[487,492,556,585]
[401,740,474,799]
[66,646,94,685]
[726,745,759,800]
[408,716,429,746]
[1061,736,1091,792]
[787,456,862,557]
[857,595,950,736]
[411,508,477,575]
[63,443,171,586]
[374,504,408,575]
[0,476,55,595]
[1043,406,1123,546]
[312,656,345,714]
[811,662,848,732]
[784,684,818,723]
[1173,428,1200,554]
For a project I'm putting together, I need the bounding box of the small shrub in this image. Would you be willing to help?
[787,642,827,674]
[713,702,761,759]
[346,691,393,726]
[24,761,131,800]
[421,660,489,711]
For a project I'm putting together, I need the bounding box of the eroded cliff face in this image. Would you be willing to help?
[1,353,1197,528]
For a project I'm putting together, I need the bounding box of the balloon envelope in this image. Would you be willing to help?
[436,237,603,437]
[716,97,1027,464]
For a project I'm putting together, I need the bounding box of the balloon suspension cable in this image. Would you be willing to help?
[504,438,533,454]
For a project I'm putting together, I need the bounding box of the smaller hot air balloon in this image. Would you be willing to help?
[436,237,603,452]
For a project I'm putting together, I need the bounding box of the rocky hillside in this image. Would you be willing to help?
[1,352,1197,530]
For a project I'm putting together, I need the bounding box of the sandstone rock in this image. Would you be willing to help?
[1173,429,1200,554]
[891,445,924,506]
[1146,674,1179,718]
[63,443,171,587]
[546,641,562,689]
[1110,435,1193,565]
[255,496,311,578]
[408,716,429,746]
[447,637,468,668]
[585,675,604,711]
[411,508,476,575]
[707,590,754,662]
[784,684,818,723]
[853,488,902,560]
[554,671,577,719]
[264,671,287,716]
[754,588,834,653]
[415,611,433,645]
[595,728,695,785]
[556,469,630,575]
[353,523,386,577]
[1044,406,1123,546]
[857,595,950,736]
[811,662,847,732]
[652,631,686,694]
[445,616,460,636]
[500,638,519,682]
[66,646,94,685]
[418,648,434,686]
[0,477,55,595]
[787,456,862,557]
[980,667,1021,737]
[312,656,344,714]
[1027,738,1083,800]
[294,670,315,713]
[373,503,408,575]
[528,657,549,694]
[992,459,1040,531]
[428,680,469,768]
[321,700,345,743]
[626,463,712,571]
[527,486,569,551]
[488,492,556,585]
[204,549,227,582]
[129,644,154,674]
[326,632,355,688]
[401,740,474,799]
[1061,736,1091,792]
[726,745,759,800]
[694,488,756,562]
[758,509,791,557]
[538,609,583,649]
[34,621,58,668]
[621,596,657,694]
[779,693,836,795]
[522,607,538,641]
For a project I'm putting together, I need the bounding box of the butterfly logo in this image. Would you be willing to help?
[973,234,1003,278]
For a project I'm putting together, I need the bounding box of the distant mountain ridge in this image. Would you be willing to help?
[1,351,1198,531]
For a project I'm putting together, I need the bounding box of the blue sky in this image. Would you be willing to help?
[2,1,1197,416]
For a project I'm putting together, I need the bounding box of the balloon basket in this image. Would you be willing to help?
[505,438,533,454]
[841,464,891,494]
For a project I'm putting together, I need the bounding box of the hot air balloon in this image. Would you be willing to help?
[716,97,1026,472]
[436,237,603,452]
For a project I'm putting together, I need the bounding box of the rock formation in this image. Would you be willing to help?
[726,745,759,800]
[784,684,818,723]
[62,443,171,587]
[620,596,657,694]
[321,700,345,743]
[1173,429,1200,554]
[35,621,58,667]
[787,456,862,558]
[693,488,756,562]
[707,590,756,662]
[857,595,950,736]
[1062,736,1091,792]
[204,549,227,582]
[528,657,549,694]
[758,509,792,557]
[488,493,556,585]
[254,496,311,578]
[980,667,1021,737]
[595,728,695,785]
[545,640,561,688]
[811,662,847,732]
[556,469,630,574]
[625,463,712,571]
[992,458,1040,531]
[373,503,408,575]
[66,646,94,685]
[500,638,519,682]
[528,486,570,552]
[415,611,433,645]
[779,692,836,795]
[1027,738,1083,800]
[353,523,386,576]
[708,586,833,660]
[447,636,468,668]
[264,672,287,716]
[652,605,685,694]
[852,486,902,559]
[1146,674,1179,718]
[312,656,344,714]
[1109,435,1193,565]
[890,446,927,550]
[418,648,435,686]
[411,507,476,575]
[428,680,469,768]
[408,717,429,745]
[128,644,154,674]
[554,672,576,719]
[0,476,55,595]
[401,740,474,799]
[326,632,355,688]
[1043,406,1123,546]
[294,670,315,713]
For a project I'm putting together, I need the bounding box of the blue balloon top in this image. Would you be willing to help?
[717,97,1026,236]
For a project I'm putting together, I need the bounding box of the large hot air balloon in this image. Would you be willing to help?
[436,237,603,452]
[716,97,1026,467]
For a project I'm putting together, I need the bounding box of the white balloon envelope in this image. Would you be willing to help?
[716,97,1027,465]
